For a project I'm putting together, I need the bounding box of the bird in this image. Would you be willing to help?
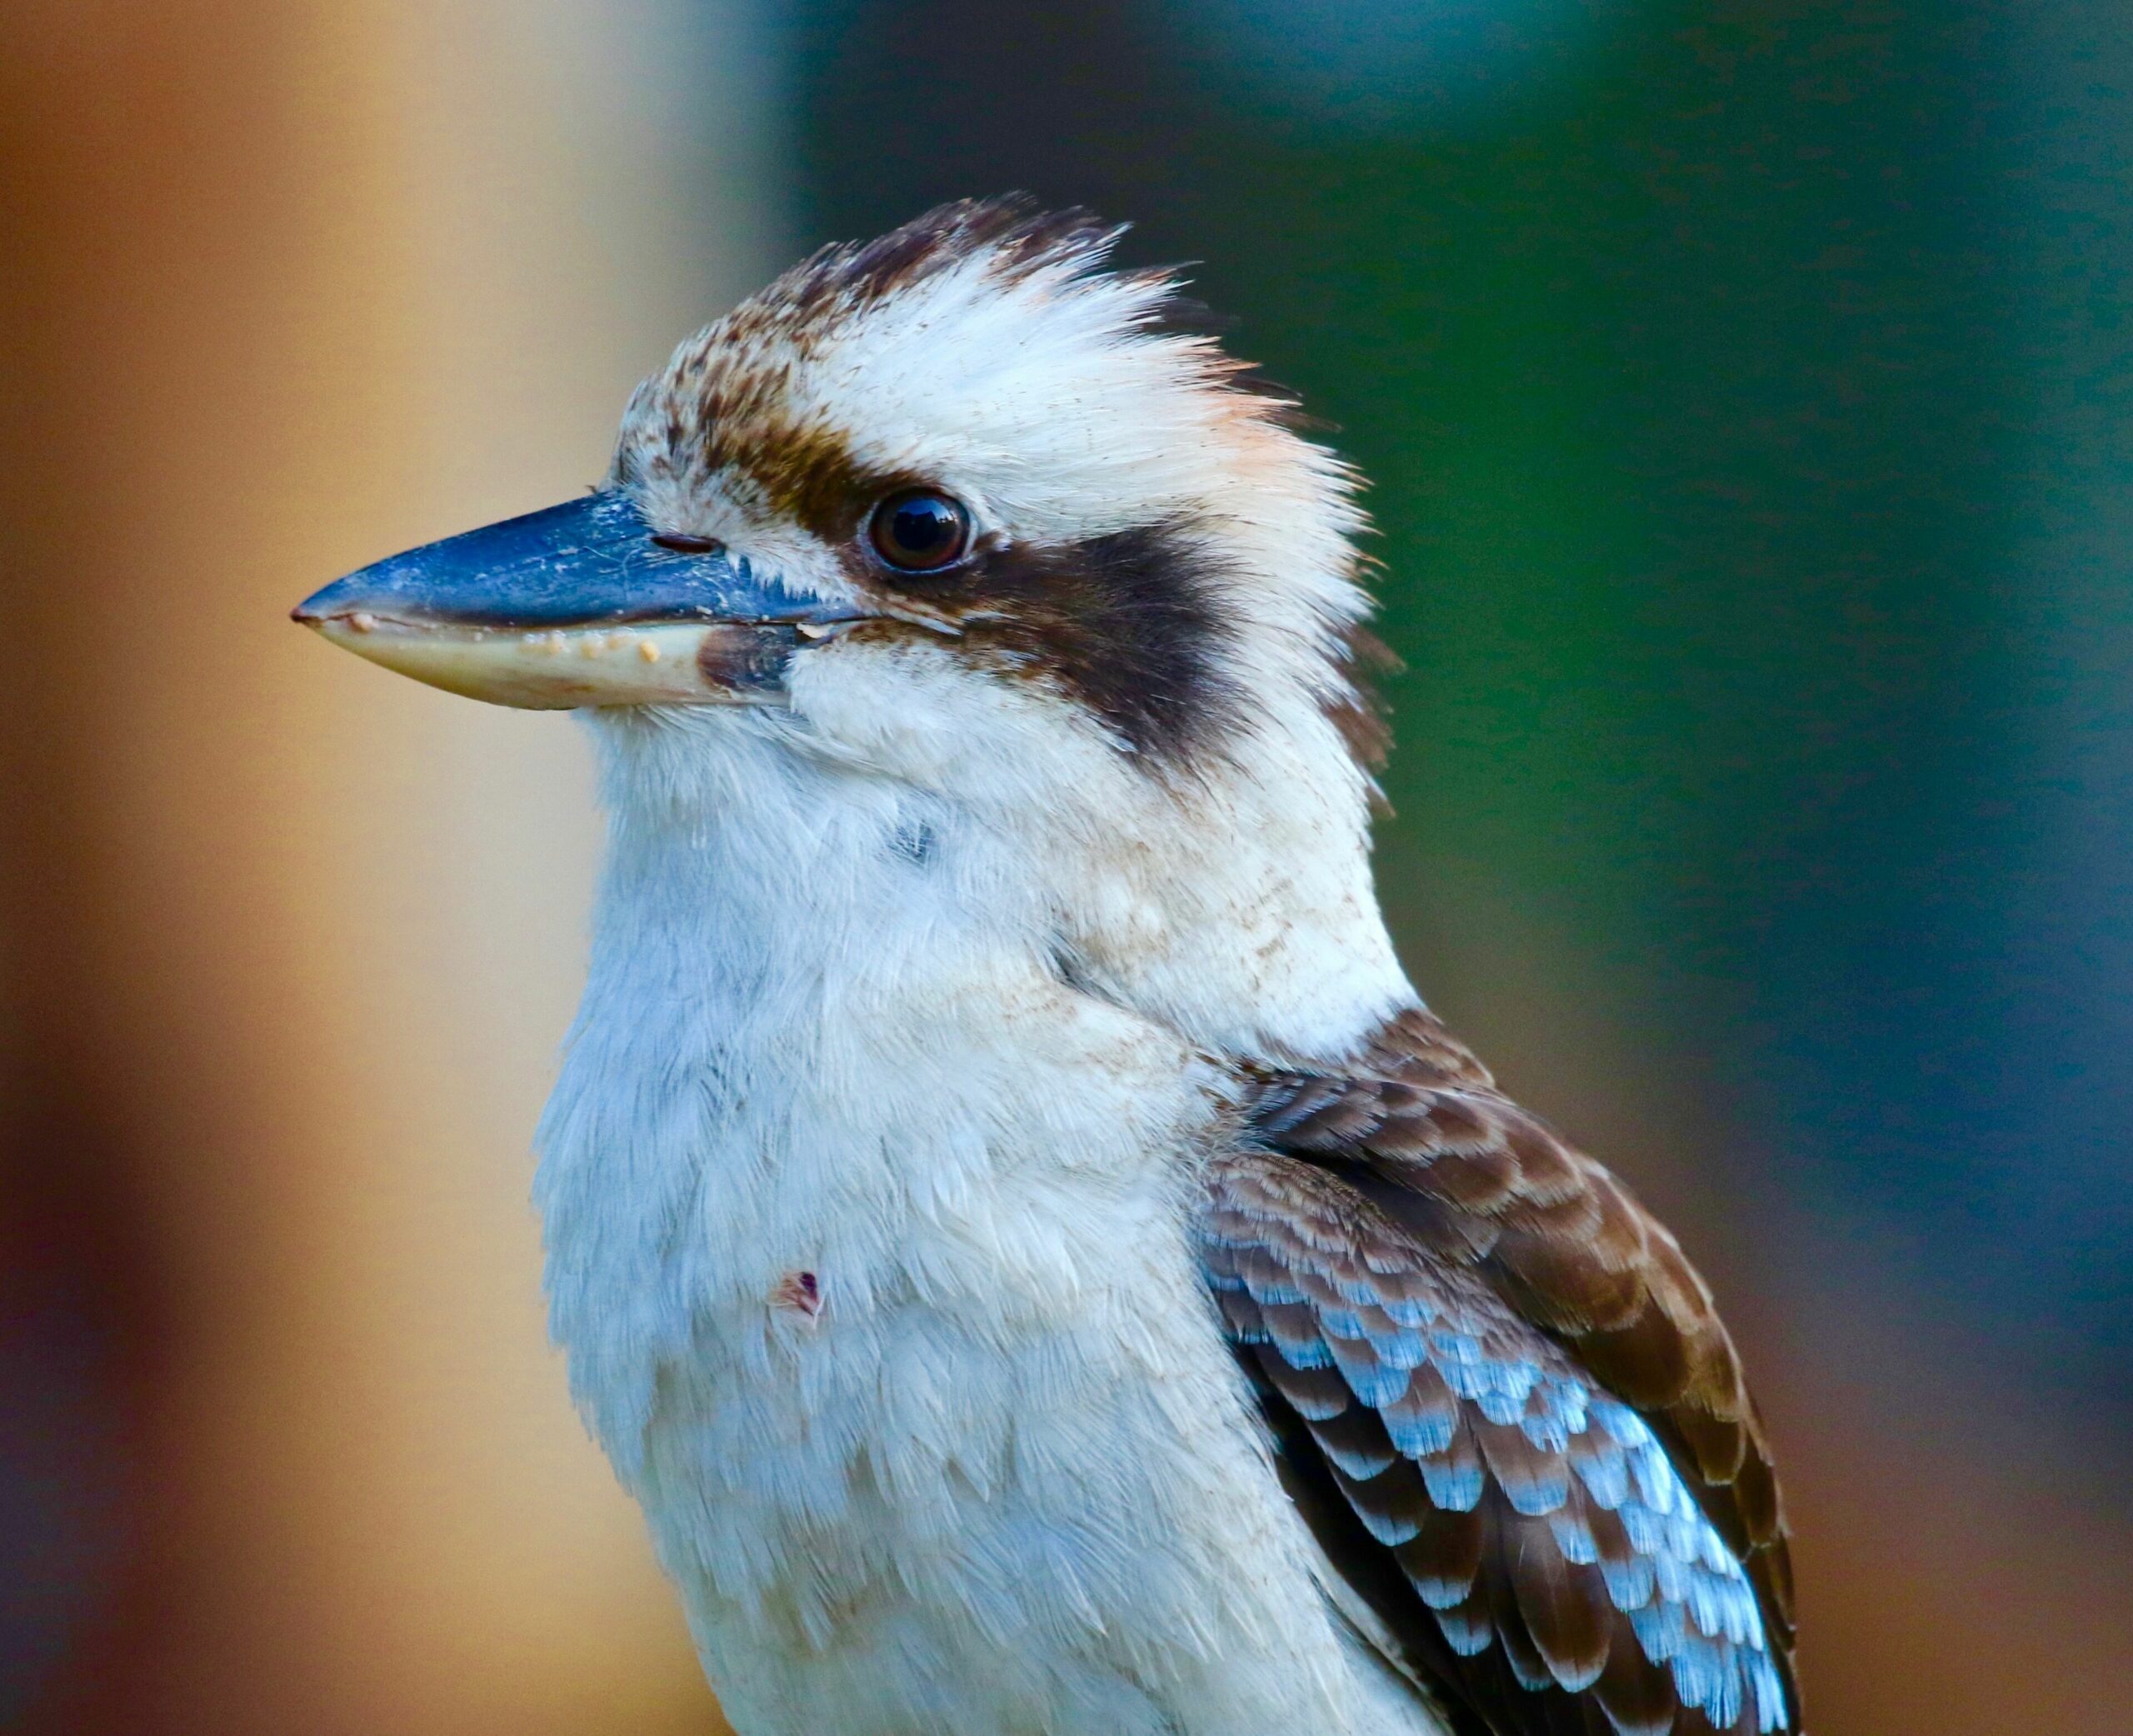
[294,197,1797,1736]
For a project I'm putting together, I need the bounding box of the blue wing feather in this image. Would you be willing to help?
[1201,1146,1794,1734]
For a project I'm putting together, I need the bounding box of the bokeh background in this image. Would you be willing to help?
[4,2,2130,1731]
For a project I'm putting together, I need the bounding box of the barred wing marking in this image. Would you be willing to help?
[1203,1010,1796,1735]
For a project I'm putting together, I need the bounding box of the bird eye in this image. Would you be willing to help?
[867,490,971,574]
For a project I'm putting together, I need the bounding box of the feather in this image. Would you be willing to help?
[1201,1006,1801,1734]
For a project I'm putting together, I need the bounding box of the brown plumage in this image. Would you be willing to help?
[1205,1008,1798,1736]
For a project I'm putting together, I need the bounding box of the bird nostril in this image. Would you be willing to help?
[651,531,722,555]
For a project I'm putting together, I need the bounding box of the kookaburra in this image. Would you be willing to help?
[295,199,1797,1736]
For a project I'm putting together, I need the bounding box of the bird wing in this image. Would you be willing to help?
[1198,1009,1797,1736]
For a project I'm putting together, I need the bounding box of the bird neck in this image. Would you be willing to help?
[574,707,1415,1071]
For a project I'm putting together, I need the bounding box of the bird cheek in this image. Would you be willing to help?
[778,633,988,778]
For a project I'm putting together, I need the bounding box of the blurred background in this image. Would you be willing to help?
[3,2,2129,1731]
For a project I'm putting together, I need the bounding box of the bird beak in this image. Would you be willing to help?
[291,491,863,708]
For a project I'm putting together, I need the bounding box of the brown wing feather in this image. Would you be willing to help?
[1216,1007,1799,1734]
[1252,1008,1795,1633]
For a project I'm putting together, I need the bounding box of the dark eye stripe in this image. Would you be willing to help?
[928,519,1244,767]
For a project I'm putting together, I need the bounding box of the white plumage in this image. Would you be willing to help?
[537,708,1433,1736]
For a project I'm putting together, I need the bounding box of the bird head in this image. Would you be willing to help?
[296,199,1407,1054]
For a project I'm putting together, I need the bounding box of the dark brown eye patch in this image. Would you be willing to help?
[650,531,722,554]
[868,490,972,574]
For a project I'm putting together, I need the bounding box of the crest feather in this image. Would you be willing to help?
[776,194,1120,326]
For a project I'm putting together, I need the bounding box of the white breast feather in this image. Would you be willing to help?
[534,703,1443,1736]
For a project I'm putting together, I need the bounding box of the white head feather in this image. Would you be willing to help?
[596,196,1412,1060]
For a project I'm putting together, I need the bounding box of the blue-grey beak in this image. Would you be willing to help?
[292,491,865,708]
